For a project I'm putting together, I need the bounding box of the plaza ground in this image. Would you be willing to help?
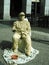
[0,23,49,65]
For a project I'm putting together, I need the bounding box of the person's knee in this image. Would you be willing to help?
[13,34,17,40]
[24,35,31,42]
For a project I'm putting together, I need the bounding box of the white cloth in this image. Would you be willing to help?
[3,48,39,64]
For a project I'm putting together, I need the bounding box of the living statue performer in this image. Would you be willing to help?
[12,12,32,56]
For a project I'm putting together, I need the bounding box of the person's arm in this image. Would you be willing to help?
[26,21,31,35]
[12,21,17,32]
[22,21,31,37]
[12,21,22,33]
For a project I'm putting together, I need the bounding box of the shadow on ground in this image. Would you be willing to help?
[0,40,13,50]
[0,61,5,65]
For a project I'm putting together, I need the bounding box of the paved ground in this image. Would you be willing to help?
[0,23,49,65]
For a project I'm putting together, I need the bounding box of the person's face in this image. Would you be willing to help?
[19,15,25,21]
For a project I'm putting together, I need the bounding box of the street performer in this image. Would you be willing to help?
[12,12,32,56]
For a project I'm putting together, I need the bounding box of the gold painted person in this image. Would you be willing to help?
[12,12,32,56]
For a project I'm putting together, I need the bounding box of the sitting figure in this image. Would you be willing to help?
[12,12,32,56]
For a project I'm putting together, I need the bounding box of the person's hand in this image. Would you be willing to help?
[21,32,27,38]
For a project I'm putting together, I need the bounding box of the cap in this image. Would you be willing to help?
[19,12,25,16]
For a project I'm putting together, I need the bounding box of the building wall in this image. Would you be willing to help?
[0,0,4,19]
[0,0,48,20]
[40,0,45,16]
[45,0,49,16]
[3,0,26,20]
[26,0,31,14]
[22,0,26,13]
[0,0,40,20]
[3,0,10,20]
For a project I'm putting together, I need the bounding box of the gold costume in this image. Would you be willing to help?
[13,20,31,34]
[12,12,32,56]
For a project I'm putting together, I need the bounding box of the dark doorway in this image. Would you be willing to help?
[10,0,22,17]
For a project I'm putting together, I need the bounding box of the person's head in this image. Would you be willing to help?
[19,12,25,21]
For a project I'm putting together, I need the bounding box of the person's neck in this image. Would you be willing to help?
[19,19,24,21]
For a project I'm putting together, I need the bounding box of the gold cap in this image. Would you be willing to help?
[19,12,25,16]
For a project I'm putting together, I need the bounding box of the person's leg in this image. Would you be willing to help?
[22,34,32,56]
[12,32,21,52]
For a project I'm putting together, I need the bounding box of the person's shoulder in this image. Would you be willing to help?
[14,20,19,23]
[25,20,30,24]
[24,18,28,21]
[13,21,18,26]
